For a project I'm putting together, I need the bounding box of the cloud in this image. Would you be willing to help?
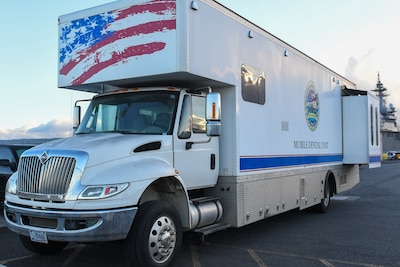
[345,49,378,90]
[345,50,400,121]
[0,118,72,140]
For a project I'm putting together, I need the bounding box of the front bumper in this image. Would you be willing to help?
[3,201,137,242]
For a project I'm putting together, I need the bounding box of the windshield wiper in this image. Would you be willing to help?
[76,132,92,135]
[115,130,137,134]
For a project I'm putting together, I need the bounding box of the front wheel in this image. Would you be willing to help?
[125,201,182,267]
[19,235,68,255]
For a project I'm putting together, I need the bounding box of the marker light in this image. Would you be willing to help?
[212,102,217,119]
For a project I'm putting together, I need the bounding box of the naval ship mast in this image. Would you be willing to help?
[372,72,397,129]
[372,73,400,153]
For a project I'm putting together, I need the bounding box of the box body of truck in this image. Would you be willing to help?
[4,0,380,266]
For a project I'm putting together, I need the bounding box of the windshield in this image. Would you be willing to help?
[76,91,179,135]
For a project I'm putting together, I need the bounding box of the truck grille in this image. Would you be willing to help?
[17,156,76,201]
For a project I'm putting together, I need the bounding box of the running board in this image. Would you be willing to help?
[193,222,231,236]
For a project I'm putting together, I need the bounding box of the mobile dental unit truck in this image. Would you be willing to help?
[4,0,381,266]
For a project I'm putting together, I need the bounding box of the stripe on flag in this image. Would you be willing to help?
[59,0,176,86]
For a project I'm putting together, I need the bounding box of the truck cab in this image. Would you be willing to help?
[74,88,220,190]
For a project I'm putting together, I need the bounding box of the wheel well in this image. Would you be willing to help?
[326,171,337,196]
[138,177,190,229]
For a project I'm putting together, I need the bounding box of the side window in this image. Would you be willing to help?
[178,95,206,139]
[241,64,265,105]
[178,95,192,139]
[192,96,206,133]
[370,104,374,146]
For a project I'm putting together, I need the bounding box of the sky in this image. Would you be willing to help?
[1,0,399,140]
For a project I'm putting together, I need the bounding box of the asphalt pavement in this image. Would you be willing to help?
[0,215,7,267]
[0,213,5,228]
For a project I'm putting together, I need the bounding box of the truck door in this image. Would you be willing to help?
[173,94,219,189]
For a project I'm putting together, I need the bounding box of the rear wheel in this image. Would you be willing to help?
[316,180,331,213]
[19,235,68,255]
[125,201,182,267]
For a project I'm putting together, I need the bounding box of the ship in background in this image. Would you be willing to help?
[372,73,400,153]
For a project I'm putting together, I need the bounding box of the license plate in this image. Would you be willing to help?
[29,230,48,244]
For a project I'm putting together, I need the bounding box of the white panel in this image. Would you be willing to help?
[243,180,265,225]
[280,176,300,212]
[264,178,281,217]
[299,173,323,210]
[343,96,368,163]
[343,93,381,167]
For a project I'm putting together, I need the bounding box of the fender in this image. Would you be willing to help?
[78,156,191,228]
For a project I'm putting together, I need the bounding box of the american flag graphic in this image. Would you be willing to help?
[59,0,176,86]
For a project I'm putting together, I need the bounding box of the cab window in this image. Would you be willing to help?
[178,95,206,139]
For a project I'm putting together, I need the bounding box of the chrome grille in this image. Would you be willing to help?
[17,156,76,200]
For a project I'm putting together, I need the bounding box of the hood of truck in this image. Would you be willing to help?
[31,133,172,168]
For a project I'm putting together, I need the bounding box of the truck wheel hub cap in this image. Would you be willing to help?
[148,216,176,263]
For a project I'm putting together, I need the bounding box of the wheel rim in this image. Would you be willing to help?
[323,184,330,207]
[148,215,177,264]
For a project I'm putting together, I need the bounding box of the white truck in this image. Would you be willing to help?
[4,0,381,266]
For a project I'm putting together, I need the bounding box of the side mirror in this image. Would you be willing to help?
[73,99,92,134]
[73,105,81,130]
[206,92,221,136]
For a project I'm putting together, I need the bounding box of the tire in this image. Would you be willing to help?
[316,180,331,213]
[19,235,68,255]
[125,201,182,267]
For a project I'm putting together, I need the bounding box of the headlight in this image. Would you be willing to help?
[78,183,129,199]
[5,174,17,195]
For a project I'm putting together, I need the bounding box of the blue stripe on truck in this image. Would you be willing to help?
[240,154,343,171]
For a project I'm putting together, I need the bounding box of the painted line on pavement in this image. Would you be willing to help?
[190,243,201,267]
[62,244,87,267]
[0,255,35,266]
[248,249,268,267]
[320,259,335,267]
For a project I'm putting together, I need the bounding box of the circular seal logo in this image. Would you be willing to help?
[304,81,319,131]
